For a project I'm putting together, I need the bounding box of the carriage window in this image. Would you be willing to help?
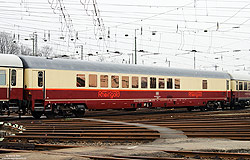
[141,77,148,88]
[167,78,173,89]
[227,80,229,90]
[122,76,129,88]
[38,71,43,87]
[100,75,108,88]
[236,81,238,90]
[0,70,6,85]
[11,70,16,86]
[248,82,250,90]
[202,80,207,89]
[89,74,97,87]
[150,77,156,89]
[76,74,85,87]
[244,82,247,90]
[111,75,119,88]
[159,78,165,89]
[132,76,138,88]
[175,79,180,89]
[239,82,243,90]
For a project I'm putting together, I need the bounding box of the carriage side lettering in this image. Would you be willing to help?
[188,92,202,98]
[98,91,120,99]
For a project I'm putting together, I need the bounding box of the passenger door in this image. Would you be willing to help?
[32,70,46,100]
[9,69,18,100]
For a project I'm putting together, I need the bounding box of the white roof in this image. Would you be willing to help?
[0,54,23,68]
[230,73,250,81]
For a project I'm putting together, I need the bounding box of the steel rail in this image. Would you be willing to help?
[164,150,250,159]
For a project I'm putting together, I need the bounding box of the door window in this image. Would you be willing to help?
[202,80,207,89]
[38,71,43,87]
[11,70,16,86]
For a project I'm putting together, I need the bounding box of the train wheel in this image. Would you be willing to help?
[32,111,43,119]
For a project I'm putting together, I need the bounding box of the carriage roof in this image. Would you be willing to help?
[18,55,231,79]
[0,54,23,68]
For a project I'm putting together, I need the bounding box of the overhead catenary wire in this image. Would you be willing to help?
[0,0,250,73]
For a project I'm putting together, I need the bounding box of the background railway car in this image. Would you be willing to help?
[0,55,24,115]
[230,74,250,109]
[19,56,232,118]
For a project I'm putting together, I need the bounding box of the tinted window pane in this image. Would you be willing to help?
[122,76,129,88]
[167,78,173,89]
[141,77,147,88]
[236,81,238,90]
[100,75,108,88]
[175,79,180,89]
[38,71,43,87]
[0,70,6,85]
[11,70,16,86]
[239,82,243,90]
[76,74,85,87]
[132,77,138,88]
[159,78,165,89]
[111,75,119,88]
[202,80,207,89]
[89,74,97,87]
[244,82,247,90]
[227,80,229,90]
[150,77,156,89]
[248,82,250,91]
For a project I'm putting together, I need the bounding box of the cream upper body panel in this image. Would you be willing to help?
[24,68,229,92]
[0,67,23,88]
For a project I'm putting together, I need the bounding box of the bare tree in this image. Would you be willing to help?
[0,32,19,54]
[20,44,32,55]
[38,45,53,57]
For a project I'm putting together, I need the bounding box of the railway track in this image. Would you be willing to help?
[2,148,249,160]
[1,108,250,160]
[163,150,250,159]
[1,119,160,144]
[89,108,250,141]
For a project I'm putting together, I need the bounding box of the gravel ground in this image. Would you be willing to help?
[1,138,250,160]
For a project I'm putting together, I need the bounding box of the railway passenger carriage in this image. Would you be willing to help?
[0,54,250,118]
[0,55,24,114]
[230,74,250,107]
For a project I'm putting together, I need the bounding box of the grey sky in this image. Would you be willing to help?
[0,0,250,74]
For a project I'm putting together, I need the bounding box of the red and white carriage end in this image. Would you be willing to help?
[229,74,250,109]
[19,56,232,119]
[0,54,24,115]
